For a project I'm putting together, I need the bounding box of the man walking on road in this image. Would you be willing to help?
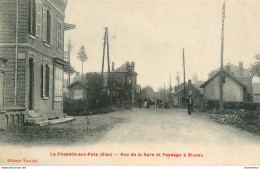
[186,96,193,115]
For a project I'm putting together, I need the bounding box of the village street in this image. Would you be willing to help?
[99,109,260,145]
[1,108,260,165]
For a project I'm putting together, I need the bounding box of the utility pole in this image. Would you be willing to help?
[101,27,112,108]
[176,72,180,107]
[106,27,113,108]
[163,82,165,109]
[220,1,226,111]
[169,73,172,107]
[183,48,186,108]
[101,30,107,78]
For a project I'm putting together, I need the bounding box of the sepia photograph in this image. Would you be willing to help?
[0,0,260,167]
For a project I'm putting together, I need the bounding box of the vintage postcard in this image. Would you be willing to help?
[0,0,260,167]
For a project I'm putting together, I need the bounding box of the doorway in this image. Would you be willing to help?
[29,58,34,110]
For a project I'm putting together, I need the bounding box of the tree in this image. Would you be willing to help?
[65,39,75,84]
[64,63,76,76]
[77,45,88,81]
[85,73,109,109]
[141,85,155,98]
[249,54,260,77]
[191,73,199,84]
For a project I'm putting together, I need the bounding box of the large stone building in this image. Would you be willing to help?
[0,0,73,128]
[67,61,139,107]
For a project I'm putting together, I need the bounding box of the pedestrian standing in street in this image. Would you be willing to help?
[144,97,147,108]
[186,96,193,115]
[147,97,150,108]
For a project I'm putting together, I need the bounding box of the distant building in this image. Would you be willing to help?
[0,0,74,128]
[208,62,252,92]
[67,61,139,107]
[252,82,260,102]
[200,69,253,103]
[67,81,87,100]
[173,80,204,108]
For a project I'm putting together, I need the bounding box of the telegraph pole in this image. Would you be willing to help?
[169,73,172,107]
[101,27,112,108]
[101,29,107,77]
[183,48,186,108]
[106,27,113,108]
[220,1,225,111]
[163,82,165,109]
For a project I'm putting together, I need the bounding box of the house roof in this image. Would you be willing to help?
[113,63,127,72]
[200,70,248,89]
[175,81,202,95]
[67,80,86,89]
[193,81,205,94]
[253,82,260,95]
[209,63,250,78]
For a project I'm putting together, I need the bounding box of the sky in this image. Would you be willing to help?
[64,0,260,91]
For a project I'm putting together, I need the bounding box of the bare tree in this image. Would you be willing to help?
[64,39,75,84]
[77,45,88,81]
[191,73,199,84]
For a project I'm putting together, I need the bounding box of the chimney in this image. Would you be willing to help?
[188,80,192,85]
[225,64,231,74]
[239,62,243,76]
[112,62,115,71]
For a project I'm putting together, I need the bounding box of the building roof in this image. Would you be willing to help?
[175,81,203,95]
[67,80,86,89]
[209,63,250,78]
[253,82,260,95]
[200,70,248,89]
[193,81,205,94]
[113,63,127,72]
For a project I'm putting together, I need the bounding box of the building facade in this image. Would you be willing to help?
[67,61,139,107]
[173,80,203,109]
[200,70,253,103]
[0,0,72,128]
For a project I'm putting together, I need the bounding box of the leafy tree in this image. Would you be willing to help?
[85,73,109,109]
[77,45,88,81]
[64,63,76,75]
[141,85,155,98]
[249,54,260,77]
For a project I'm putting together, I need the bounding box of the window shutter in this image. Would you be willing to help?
[42,6,47,41]
[36,0,42,37]
[42,63,46,97]
[28,0,32,34]
[49,66,53,98]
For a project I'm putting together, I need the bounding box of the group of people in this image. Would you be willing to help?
[138,97,160,108]
[138,95,194,116]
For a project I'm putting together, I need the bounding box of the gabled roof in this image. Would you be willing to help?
[253,82,260,95]
[175,82,202,95]
[113,63,127,72]
[193,81,205,94]
[209,63,250,78]
[67,80,86,89]
[200,70,248,89]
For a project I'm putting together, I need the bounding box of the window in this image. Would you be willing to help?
[45,64,50,97]
[28,0,36,36]
[57,17,62,51]
[43,5,51,45]
[42,61,52,98]
[74,90,83,99]
[54,67,63,101]
[223,76,225,83]
[29,0,42,37]
[0,72,4,107]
